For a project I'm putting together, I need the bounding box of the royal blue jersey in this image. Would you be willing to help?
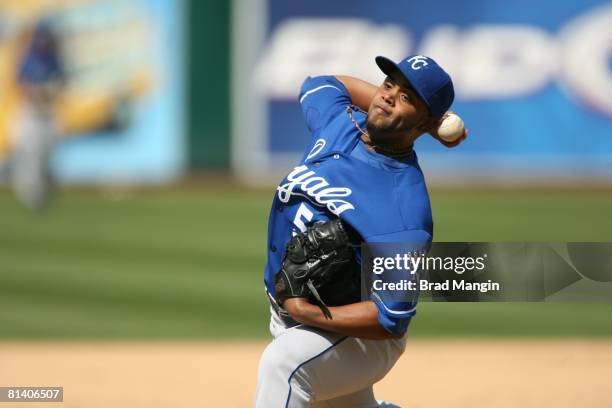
[264,76,433,335]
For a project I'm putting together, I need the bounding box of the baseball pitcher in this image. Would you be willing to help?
[255,55,465,407]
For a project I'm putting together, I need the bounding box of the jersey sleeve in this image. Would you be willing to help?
[298,75,352,133]
[366,229,432,336]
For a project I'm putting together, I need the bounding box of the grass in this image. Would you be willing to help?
[1,186,611,339]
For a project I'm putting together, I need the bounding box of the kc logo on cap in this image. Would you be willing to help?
[407,55,429,70]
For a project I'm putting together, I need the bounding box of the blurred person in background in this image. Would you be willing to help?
[10,19,65,210]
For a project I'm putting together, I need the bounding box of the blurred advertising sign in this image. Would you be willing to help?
[233,0,612,184]
[0,0,184,184]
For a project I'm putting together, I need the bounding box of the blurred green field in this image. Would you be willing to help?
[1,186,612,339]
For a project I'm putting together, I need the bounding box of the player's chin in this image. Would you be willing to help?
[365,115,377,129]
[366,125,397,145]
[366,116,391,132]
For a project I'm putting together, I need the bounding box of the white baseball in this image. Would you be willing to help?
[436,113,465,142]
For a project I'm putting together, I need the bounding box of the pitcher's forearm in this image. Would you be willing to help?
[284,298,399,340]
[336,75,378,111]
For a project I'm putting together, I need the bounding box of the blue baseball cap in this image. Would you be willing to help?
[375,55,455,119]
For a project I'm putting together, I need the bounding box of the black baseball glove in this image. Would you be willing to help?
[274,219,360,319]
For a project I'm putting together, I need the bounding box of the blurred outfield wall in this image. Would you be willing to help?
[2,1,610,185]
[0,0,186,184]
[232,0,612,186]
